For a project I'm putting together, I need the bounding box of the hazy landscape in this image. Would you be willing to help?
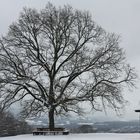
[0,0,140,139]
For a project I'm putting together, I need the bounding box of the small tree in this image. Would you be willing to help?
[0,3,136,130]
[0,111,17,136]
[0,110,31,136]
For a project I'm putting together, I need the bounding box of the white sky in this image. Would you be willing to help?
[0,0,140,121]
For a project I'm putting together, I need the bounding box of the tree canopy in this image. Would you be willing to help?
[0,3,136,129]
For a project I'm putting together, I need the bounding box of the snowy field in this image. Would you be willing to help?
[0,133,140,140]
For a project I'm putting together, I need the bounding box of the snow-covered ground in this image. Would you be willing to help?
[0,133,140,140]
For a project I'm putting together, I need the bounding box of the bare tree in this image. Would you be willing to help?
[0,3,137,130]
[0,110,31,136]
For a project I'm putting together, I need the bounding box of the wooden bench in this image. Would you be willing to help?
[32,127,69,135]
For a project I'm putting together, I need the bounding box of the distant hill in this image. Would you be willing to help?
[27,117,140,133]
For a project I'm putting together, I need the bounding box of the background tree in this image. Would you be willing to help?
[0,111,17,136]
[0,110,31,136]
[0,3,136,130]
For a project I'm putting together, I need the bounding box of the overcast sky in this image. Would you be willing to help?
[0,0,140,121]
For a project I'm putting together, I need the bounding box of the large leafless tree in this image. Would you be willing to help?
[0,3,136,130]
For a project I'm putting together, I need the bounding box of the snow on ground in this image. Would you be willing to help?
[0,133,140,140]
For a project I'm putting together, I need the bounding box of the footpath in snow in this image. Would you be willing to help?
[0,133,140,140]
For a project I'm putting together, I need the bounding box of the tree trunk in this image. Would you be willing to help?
[48,108,55,130]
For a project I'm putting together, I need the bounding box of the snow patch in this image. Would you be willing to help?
[0,133,140,140]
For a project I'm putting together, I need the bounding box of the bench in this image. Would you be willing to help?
[32,128,69,135]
